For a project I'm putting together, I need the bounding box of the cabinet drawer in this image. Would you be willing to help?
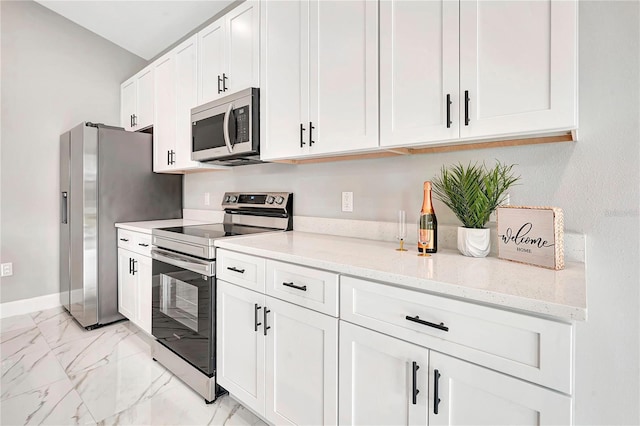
[117,229,151,257]
[266,260,339,317]
[217,249,266,292]
[340,276,573,394]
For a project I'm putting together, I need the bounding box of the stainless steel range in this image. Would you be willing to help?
[150,192,292,403]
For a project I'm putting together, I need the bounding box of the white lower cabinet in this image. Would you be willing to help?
[339,321,429,425]
[217,279,338,425]
[116,229,152,334]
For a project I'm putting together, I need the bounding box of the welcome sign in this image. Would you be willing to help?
[497,206,564,270]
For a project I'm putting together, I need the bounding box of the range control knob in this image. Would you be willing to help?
[224,195,231,203]
[229,195,238,203]
[275,196,285,205]
[266,195,275,204]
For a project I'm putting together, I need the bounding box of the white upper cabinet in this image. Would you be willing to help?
[459,0,577,139]
[198,1,260,105]
[261,0,378,160]
[120,66,154,131]
[153,53,176,172]
[380,0,577,149]
[380,0,460,147]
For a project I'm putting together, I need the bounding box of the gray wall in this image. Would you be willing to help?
[185,2,640,424]
[0,1,146,302]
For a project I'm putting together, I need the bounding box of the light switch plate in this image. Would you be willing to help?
[342,192,353,212]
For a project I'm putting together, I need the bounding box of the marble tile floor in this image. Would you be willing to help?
[0,307,267,425]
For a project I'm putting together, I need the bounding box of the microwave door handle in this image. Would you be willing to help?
[223,103,234,153]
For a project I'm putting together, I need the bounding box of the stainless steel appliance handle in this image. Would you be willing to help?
[223,103,234,153]
[151,248,214,276]
[61,192,68,224]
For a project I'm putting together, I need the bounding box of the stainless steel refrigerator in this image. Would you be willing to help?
[60,122,182,329]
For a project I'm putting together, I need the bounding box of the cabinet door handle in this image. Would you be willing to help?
[130,114,133,128]
[300,123,306,147]
[138,243,149,247]
[263,308,271,336]
[226,266,245,274]
[128,257,133,274]
[434,369,441,414]
[405,315,449,332]
[412,361,420,405]
[464,90,470,126]
[61,192,68,224]
[217,75,222,94]
[309,122,315,145]
[254,304,262,332]
[282,282,307,292]
[446,94,452,128]
[132,259,137,275]
[119,238,129,242]
[222,73,228,91]
[171,150,176,165]
[167,150,171,165]
[132,114,137,127]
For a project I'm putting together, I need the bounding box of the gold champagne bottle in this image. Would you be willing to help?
[418,181,438,253]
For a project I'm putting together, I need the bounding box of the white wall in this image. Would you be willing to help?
[185,1,640,424]
[0,1,146,303]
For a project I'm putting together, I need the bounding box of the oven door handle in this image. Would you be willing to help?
[151,248,214,276]
[223,103,235,154]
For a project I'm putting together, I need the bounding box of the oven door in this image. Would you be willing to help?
[191,91,256,161]
[151,249,215,376]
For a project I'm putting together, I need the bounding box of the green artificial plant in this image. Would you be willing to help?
[432,161,520,229]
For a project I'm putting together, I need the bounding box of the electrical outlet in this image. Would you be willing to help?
[342,192,353,212]
[204,192,210,206]
[1,263,13,277]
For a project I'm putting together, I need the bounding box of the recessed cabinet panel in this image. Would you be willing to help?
[136,68,154,130]
[174,37,199,169]
[310,0,378,154]
[459,0,577,138]
[198,18,225,104]
[339,321,429,426]
[429,352,572,426]
[226,1,260,95]
[153,55,176,172]
[117,248,137,320]
[120,79,136,131]
[380,0,459,147]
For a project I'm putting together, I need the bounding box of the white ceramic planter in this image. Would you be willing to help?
[457,227,490,257]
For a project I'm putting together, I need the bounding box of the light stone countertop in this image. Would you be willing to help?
[115,218,213,234]
[215,231,587,322]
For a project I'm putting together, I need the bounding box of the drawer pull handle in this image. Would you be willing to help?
[120,238,129,242]
[282,282,307,292]
[405,315,449,332]
[263,308,271,336]
[434,369,441,414]
[254,304,262,332]
[412,361,420,405]
[138,243,149,247]
[227,266,245,274]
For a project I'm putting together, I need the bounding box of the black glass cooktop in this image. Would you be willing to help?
[160,223,278,240]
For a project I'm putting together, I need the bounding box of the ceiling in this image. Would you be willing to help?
[35,1,236,60]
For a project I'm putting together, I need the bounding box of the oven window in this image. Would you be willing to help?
[159,271,200,332]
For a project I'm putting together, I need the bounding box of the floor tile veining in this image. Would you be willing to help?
[0,308,266,426]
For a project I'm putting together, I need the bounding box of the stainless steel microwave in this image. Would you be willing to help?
[191,88,260,166]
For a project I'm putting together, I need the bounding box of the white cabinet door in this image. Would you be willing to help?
[135,255,152,335]
[135,67,154,129]
[459,0,577,139]
[198,17,226,104]
[153,54,176,172]
[226,0,260,95]
[380,0,459,147]
[217,280,266,416]
[339,321,429,426]
[260,0,309,160]
[309,0,378,155]
[121,78,136,131]
[429,351,572,426]
[174,35,199,169]
[117,248,137,321]
[265,296,338,426]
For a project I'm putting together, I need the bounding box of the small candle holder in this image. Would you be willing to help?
[396,210,408,252]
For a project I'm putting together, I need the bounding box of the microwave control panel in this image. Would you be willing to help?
[235,106,250,143]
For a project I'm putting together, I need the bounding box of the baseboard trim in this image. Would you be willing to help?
[0,293,62,319]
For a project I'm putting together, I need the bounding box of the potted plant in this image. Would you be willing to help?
[432,161,520,257]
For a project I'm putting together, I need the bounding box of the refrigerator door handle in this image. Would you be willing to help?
[61,192,68,224]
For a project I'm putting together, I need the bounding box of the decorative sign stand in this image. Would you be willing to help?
[496,206,564,270]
